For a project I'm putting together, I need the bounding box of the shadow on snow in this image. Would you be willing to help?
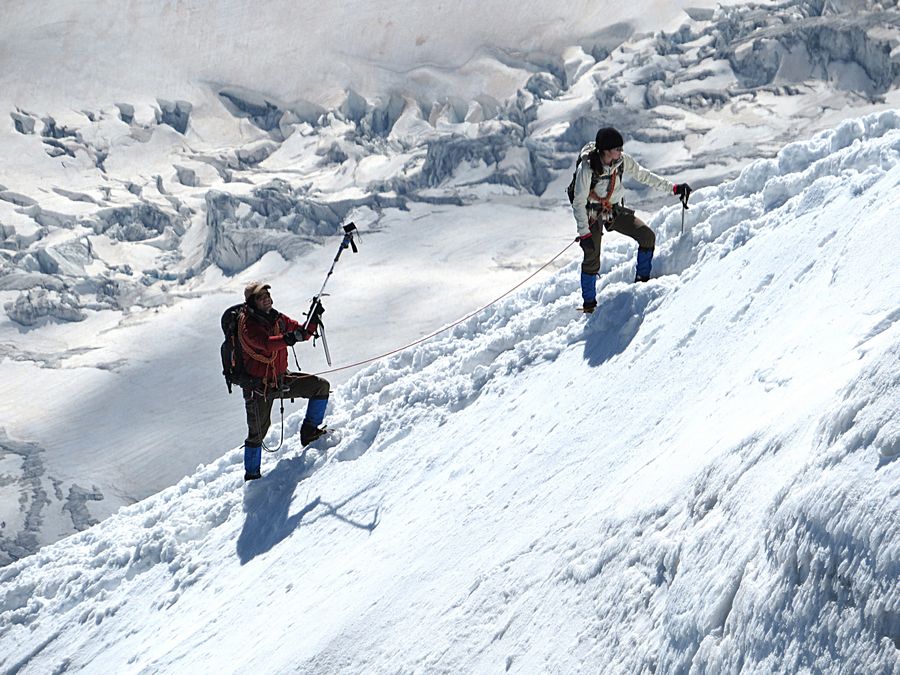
[237,452,380,564]
[582,283,658,367]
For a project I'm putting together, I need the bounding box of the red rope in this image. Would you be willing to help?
[313,240,576,376]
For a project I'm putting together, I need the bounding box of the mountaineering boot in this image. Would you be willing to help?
[301,397,329,446]
[635,247,654,282]
[300,421,327,447]
[244,445,262,481]
[581,300,598,314]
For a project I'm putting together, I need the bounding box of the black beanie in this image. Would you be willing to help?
[595,127,624,151]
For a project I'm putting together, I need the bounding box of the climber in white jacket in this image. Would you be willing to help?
[570,126,692,312]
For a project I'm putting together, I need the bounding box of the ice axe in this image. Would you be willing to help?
[679,187,692,235]
[302,222,360,365]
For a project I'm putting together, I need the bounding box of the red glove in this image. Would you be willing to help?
[674,183,692,199]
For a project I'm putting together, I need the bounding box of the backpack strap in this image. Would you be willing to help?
[238,309,278,394]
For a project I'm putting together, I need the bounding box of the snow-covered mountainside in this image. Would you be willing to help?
[1,0,899,561]
[0,1,731,112]
[1,110,898,674]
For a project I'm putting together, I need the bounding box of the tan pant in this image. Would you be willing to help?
[581,207,656,276]
[243,372,330,447]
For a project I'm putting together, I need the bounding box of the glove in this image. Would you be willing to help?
[674,183,692,201]
[310,300,325,322]
[577,233,593,252]
[283,331,298,346]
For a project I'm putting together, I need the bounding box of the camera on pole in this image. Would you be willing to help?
[302,222,360,366]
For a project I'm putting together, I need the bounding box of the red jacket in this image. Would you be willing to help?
[238,305,311,383]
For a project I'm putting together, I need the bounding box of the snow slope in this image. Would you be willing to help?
[2,0,900,564]
[1,111,897,673]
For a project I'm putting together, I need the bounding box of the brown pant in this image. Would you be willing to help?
[243,372,330,447]
[581,207,656,276]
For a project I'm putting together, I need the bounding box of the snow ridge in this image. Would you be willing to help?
[328,110,900,462]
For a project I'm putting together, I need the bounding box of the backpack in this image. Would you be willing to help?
[221,303,255,393]
[566,150,624,204]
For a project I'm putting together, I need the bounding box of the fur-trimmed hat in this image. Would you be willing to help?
[244,281,271,302]
[595,127,624,152]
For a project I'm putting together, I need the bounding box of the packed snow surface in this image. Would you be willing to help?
[3,0,900,561]
[1,3,900,668]
[1,111,898,674]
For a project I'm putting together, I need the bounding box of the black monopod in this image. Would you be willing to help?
[302,222,359,365]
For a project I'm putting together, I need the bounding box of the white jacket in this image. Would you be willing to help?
[571,142,673,237]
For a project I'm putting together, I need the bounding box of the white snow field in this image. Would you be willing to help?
[1,0,742,558]
[0,0,723,111]
[1,5,900,669]
[0,110,897,673]
[3,0,900,563]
